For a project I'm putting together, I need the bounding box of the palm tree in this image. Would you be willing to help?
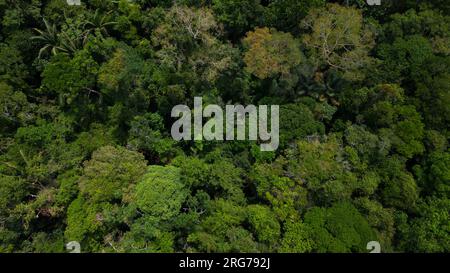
[31,18,68,58]
[59,31,86,56]
[83,9,117,40]
[297,64,343,105]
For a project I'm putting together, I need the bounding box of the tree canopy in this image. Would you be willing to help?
[0,0,448,253]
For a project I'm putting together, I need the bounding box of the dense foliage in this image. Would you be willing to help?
[0,0,448,253]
